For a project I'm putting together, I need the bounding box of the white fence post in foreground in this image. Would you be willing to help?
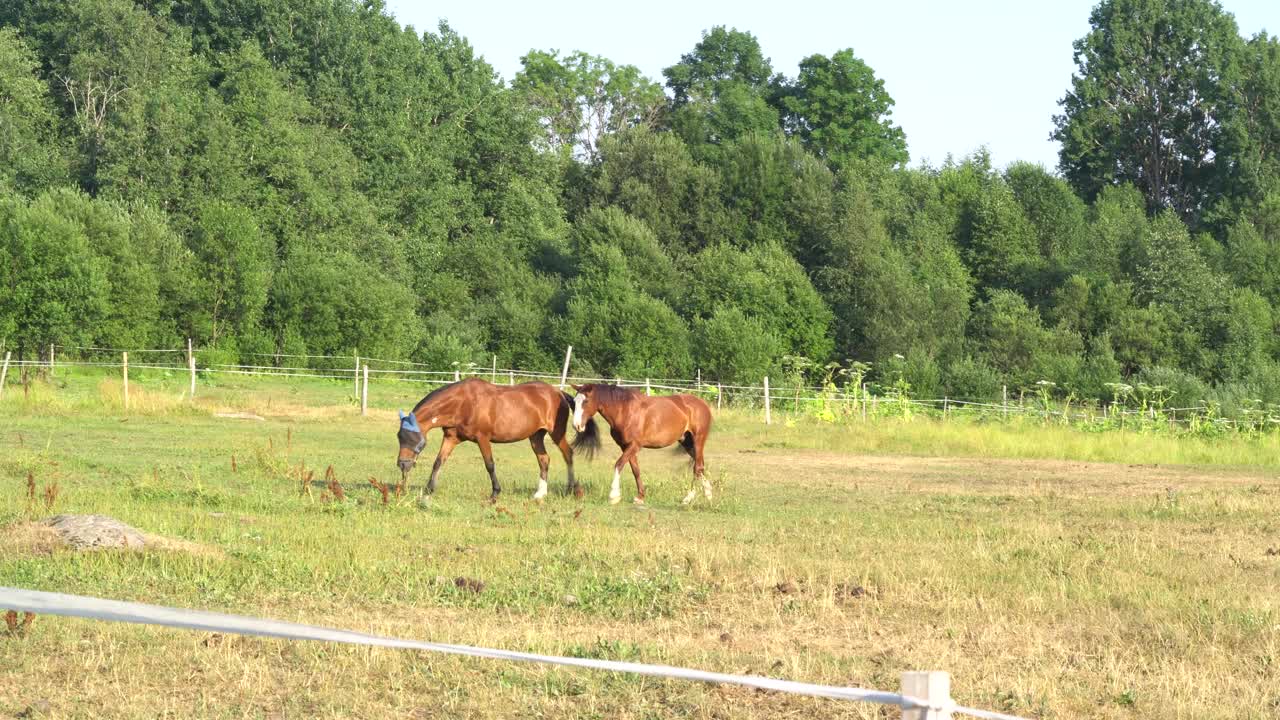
[1002,385,1008,420]
[645,378,651,396]
[763,376,771,425]
[361,364,369,416]
[0,351,10,400]
[353,354,360,399]
[454,369,461,381]
[49,343,54,378]
[717,382,722,411]
[900,671,951,719]
[508,370,514,386]
[491,354,497,383]
[122,352,130,411]
[559,345,573,389]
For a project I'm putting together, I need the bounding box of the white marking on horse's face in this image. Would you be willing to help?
[429,416,438,425]
[573,394,586,431]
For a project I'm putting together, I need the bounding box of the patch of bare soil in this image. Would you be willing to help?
[739,450,1270,496]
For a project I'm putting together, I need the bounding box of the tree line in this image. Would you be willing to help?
[1,0,1278,411]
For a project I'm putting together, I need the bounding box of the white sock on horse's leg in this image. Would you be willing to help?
[682,488,697,505]
[609,468,622,505]
[701,475,712,500]
[533,477,548,500]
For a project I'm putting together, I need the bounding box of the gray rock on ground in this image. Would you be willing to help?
[44,514,146,550]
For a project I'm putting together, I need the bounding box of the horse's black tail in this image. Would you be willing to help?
[563,391,600,460]
[672,431,695,462]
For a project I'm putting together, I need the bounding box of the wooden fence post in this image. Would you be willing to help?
[491,354,497,383]
[696,368,701,391]
[509,370,515,385]
[353,354,360,399]
[645,378,651,396]
[361,364,369,416]
[559,345,573,389]
[454,369,461,381]
[943,397,950,420]
[122,352,130,411]
[900,671,952,720]
[187,338,196,400]
[49,344,54,378]
[717,383,722,411]
[1002,385,1008,421]
[763,376,771,425]
[0,351,10,401]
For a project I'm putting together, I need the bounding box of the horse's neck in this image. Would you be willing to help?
[415,394,459,428]
[597,391,637,426]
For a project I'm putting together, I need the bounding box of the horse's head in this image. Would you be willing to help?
[570,384,599,432]
[396,410,427,476]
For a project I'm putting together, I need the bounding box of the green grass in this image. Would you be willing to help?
[1,370,1278,719]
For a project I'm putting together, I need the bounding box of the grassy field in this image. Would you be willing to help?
[1,369,1278,719]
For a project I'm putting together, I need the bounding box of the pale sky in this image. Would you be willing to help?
[385,0,1278,171]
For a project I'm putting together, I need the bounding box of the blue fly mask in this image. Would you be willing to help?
[399,411,427,453]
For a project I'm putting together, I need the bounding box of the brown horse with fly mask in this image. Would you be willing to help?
[396,378,597,500]
[569,384,713,505]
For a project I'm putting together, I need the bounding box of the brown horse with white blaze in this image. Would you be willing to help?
[396,378,597,500]
[569,383,713,505]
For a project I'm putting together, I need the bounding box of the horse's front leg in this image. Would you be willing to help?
[426,433,460,496]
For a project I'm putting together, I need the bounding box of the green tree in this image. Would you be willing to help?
[270,250,420,361]
[189,200,271,349]
[1053,0,1245,220]
[514,50,664,159]
[681,242,834,363]
[773,49,907,169]
[693,307,783,385]
[0,28,64,193]
[590,128,730,252]
[663,26,780,155]
[0,192,109,355]
[556,244,692,377]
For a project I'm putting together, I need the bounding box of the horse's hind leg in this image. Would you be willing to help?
[694,431,711,500]
[530,431,551,501]
[610,442,641,505]
[628,455,646,505]
[680,432,698,505]
[477,435,500,501]
[553,432,581,497]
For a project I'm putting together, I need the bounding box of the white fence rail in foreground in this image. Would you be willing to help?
[0,587,1026,720]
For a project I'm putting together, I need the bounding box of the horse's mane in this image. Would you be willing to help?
[411,382,456,413]
[593,383,640,406]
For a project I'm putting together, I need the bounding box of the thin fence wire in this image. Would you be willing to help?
[6,350,1273,431]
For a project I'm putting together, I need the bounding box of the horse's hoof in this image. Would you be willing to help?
[681,490,697,505]
[632,497,645,506]
[609,493,621,505]
[415,496,432,510]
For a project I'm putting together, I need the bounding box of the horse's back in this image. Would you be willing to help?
[449,379,566,441]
